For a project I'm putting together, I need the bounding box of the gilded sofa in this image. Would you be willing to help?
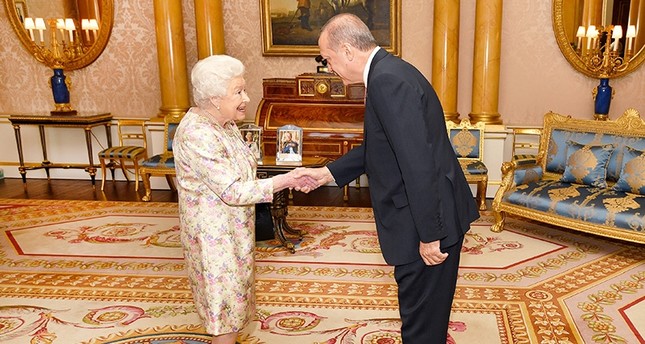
[491,109,645,244]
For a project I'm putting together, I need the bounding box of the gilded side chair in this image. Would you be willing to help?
[509,127,542,163]
[140,113,184,201]
[98,119,148,191]
[446,119,488,211]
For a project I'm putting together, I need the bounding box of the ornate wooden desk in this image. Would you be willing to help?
[256,73,365,160]
[256,73,366,200]
[256,155,329,253]
[9,113,113,186]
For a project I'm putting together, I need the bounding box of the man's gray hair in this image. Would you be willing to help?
[191,55,245,107]
[321,13,376,52]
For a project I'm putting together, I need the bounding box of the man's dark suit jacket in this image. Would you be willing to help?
[328,48,480,266]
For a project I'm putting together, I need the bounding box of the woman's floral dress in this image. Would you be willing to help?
[173,110,274,335]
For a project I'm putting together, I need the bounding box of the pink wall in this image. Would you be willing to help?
[0,0,644,126]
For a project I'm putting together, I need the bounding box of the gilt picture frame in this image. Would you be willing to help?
[260,0,400,56]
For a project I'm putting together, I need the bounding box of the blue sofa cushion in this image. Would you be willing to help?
[613,146,645,195]
[545,129,645,181]
[504,180,645,232]
[560,141,614,188]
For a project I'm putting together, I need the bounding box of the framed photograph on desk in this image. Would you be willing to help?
[276,125,302,164]
[239,123,263,162]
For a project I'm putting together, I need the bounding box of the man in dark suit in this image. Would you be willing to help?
[300,13,480,343]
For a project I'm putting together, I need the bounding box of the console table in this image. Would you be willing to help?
[257,155,329,253]
[9,113,113,186]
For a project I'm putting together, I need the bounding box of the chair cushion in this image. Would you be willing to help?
[613,146,645,195]
[141,154,175,169]
[458,160,487,175]
[560,141,614,188]
[450,129,481,159]
[98,146,146,159]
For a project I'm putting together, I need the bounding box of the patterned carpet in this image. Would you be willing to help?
[0,199,643,344]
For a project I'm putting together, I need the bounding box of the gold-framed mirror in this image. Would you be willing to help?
[4,0,114,70]
[553,0,645,78]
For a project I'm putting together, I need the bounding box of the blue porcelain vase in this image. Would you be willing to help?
[51,68,70,105]
[594,78,612,118]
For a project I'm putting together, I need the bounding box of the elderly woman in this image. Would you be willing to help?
[173,55,314,344]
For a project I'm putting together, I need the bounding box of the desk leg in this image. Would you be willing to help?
[84,127,97,186]
[12,124,27,184]
[270,189,304,253]
[37,125,52,180]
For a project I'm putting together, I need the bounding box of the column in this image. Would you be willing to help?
[153,0,190,117]
[630,0,645,57]
[469,0,503,125]
[432,0,460,122]
[194,0,226,59]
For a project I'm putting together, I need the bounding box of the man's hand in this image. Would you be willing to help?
[272,170,318,193]
[291,167,335,193]
[419,240,448,266]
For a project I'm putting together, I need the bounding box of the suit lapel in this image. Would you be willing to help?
[363,49,389,159]
[367,48,389,88]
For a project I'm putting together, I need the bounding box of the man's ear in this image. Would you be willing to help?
[342,43,354,61]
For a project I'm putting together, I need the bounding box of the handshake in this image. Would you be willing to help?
[273,167,335,194]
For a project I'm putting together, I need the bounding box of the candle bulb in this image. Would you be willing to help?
[56,18,66,43]
[65,18,75,43]
[34,18,46,44]
[576,26,586,50]
[586,25,597,50]
[81,19,90,41]
[626,25,636,52]
[23,17,35,41]
[612,25,623,52]
[89,19,99,40]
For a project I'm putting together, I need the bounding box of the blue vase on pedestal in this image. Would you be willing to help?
[51,69,70,104]
[50,68,76,115]
[594,78,612,120]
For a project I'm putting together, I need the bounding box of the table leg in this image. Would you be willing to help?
[270,189,304,253]
[104,123,115,180]
[12,124,27,184]
[84,127,97,186]
[38,125,51,180]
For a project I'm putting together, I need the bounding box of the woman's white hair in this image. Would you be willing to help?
[191,55,245,107]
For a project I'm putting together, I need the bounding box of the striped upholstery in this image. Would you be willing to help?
[99,146,147,160]
[510,127,542,164]
[98,119,148,192]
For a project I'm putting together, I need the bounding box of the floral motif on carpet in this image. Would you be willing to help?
[0,199,642,343]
